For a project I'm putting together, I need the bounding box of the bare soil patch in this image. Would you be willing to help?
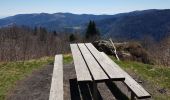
[7,62,151,100]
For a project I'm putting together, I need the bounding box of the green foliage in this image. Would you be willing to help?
[85,20,100,39]
[0,57,54,100]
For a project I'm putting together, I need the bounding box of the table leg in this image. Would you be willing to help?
[131,92,135,100]
[92,81,98,100]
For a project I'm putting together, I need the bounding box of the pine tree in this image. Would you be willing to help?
[33,27,38,36]
[53,31,58,36]
[69,34,76,42]
[39,27,47,42]
[85,20,100,39]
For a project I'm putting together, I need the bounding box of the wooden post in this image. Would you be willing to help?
[131,92,136,100]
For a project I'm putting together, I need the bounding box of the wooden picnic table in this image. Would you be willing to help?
[71,43,125,82]
[70,43,151,100]
[71,43,126,99]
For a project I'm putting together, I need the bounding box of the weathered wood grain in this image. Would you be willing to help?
[70,44,92,82]
[85,43,125,81]
[78,43,108,82]
[49,55,63,100]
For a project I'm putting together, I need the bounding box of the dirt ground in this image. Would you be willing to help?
[7,62,151,100]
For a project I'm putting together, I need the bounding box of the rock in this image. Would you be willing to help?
[93,40,114,55]
[117,51,133,61]
[138,80,143,84]
[158,88,167,94]
[93,40,151,64]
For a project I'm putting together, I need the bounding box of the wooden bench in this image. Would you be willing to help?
[70,43,151,100]
[71,43,125,82]
[100,52,151,99]
[49,55,63,100]
[71,43,125,100]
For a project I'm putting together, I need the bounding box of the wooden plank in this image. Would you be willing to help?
[78,43,108,82]
[85,43,125,81]
[100,52,151,98]
[49,55,63,100]
[70,44,92,82]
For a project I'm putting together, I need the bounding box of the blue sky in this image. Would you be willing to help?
[0,0,170,17]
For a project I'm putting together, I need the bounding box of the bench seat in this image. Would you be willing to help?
[85,43,125,81]
[70,43,125,82]
[100,52,151,99]
[49,55,63,100]
[70,44,92,82]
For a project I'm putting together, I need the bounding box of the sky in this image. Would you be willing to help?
[0,0,170,18]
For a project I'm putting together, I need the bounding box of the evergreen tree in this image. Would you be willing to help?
[69,34,76,42]
[39,27,47,42]
[53,31,58,36]
[85,20,100,39]
[33,27,38,36]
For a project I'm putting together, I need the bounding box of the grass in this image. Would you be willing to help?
[110,56,170,100]
[0,57,54,100]
[0,54,73,100]
[63,54,73,64]
[0,54,169,100]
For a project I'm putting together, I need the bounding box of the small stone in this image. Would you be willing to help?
[138,80,143,83]
[158,88,167,94]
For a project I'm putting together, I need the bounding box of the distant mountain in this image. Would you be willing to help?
[0,13,113,32]
[0,9,170,41]
[97,9,170,41]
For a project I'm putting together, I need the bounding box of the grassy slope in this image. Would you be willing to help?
[110,56,170,100]
[0,57,54,100]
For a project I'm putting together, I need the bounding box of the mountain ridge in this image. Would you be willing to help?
[0,9,170,41]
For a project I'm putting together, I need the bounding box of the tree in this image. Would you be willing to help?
[85,20,100,40]
[33,27,38,36]
[69,34,76,42]
[39,27,47,42]
[53,31,58,36]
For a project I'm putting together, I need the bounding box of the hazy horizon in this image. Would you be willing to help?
[0,8,170,19]
[1,0,170,18]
